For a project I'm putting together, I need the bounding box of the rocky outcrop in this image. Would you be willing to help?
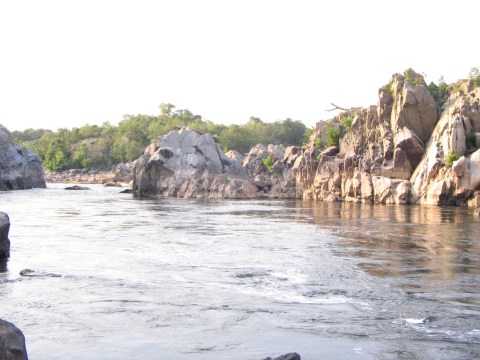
[0,319,28,360]
[411,86,480,205]
[294,71,480,206]
[0,124,45,190]
[133,128,302,199]
[0,213,10,259]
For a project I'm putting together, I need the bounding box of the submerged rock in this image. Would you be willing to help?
[0,319,28,360]
[19,269,61,278]
[0,124,45,191]
[65,185,91,191]
[0,213,10,259]
[263,353,301,360]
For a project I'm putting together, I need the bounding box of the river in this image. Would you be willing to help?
[1,184,479,359]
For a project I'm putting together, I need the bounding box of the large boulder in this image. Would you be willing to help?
[0,124,45,190]
[133,127,258,199]
[0,319,28,360]
[0,213,9,259]
[133,128,301,199]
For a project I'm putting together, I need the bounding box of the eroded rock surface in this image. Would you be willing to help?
[0,124,45,190]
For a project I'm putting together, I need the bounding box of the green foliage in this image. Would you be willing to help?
[466,131,477,149]
[325,123,340,147]
[445,153,461,168]
[340,116,353,132]
[403,68,425,87]
[451,81,465,95]
[426,81,448,108]
[13,103,312,170]
[44,137,70,171]
[263,154,273,171]
[314,138,322,148]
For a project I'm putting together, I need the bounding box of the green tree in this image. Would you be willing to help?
[44,137,70,171]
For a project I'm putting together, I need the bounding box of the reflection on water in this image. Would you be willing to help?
[293,201,480,281]
[0,185,479,360]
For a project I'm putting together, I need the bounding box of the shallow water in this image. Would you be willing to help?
[1,184,479,359]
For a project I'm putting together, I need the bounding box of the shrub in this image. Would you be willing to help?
[263,154,273,171]
[314,138,322,148]
[325,124,340,147]
[466,131,477,149]
[445,153,461,168]
[340,117,353,132]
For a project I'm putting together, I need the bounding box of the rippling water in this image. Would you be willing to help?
[1,184,479,359]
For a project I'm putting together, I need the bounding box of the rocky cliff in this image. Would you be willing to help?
[294,71,480,206]
[133,127,300,199]
[132,71,480,206]
[0,124,46,191]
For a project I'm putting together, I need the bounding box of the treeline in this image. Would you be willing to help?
[12,103,312,171]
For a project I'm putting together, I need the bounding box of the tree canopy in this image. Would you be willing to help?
[12,104,312,171]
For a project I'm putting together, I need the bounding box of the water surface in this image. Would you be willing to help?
[1,184,479,359]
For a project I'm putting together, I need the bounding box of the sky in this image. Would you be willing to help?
[1,0,479,132]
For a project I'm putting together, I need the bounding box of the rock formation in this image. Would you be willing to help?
[0,319,28,360]
[0,124,45,190]
[133,71,479,206]
[0,213,10,259]
[132,127,301,199]
[293,71,480,206]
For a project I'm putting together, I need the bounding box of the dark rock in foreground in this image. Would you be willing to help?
[264,353,301,360]
[0,319,28,360]
[0,124,45,191]
[0,213,10,259]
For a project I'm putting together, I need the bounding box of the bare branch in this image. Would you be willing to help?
[325,103,349,112]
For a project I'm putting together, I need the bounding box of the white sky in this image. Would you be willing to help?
[1,0,479,131]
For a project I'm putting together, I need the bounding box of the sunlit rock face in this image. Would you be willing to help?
[293,72,480,206]
[0,124,46,191]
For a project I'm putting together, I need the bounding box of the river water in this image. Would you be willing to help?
[1,184,479,359]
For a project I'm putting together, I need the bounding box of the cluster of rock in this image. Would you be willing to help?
[133,127,301,199]
[0,124,45,191]
[292,71,480,206]
[132,73,480,207]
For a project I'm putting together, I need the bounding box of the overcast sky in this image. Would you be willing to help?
[1,0,479,131]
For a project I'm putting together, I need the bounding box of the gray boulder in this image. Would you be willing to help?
[133,127,255,198]
[0,124,45,190]
[0,213,10,259]
[0,319,28,360]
